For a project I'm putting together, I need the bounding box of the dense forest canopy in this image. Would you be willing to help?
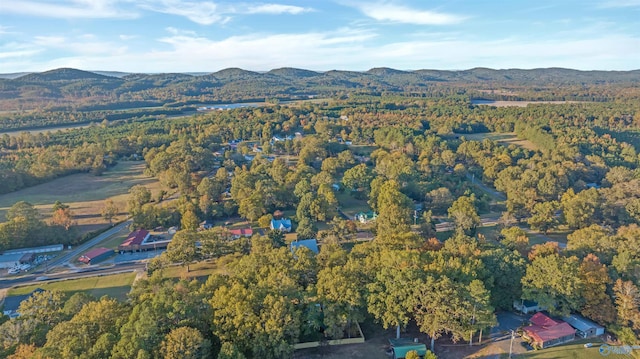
[1,68,640,358]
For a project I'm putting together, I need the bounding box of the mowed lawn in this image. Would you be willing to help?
[516,340,605,359]
[0,161,162,235]
[462,132,538,151]
[7,272,136,301]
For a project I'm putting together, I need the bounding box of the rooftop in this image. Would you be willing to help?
[120,229,150,247]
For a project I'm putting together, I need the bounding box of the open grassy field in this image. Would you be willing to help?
[161,255,238,279]
[462,132,538,151]
[337,192,370,219]
[0,161,163,235]
[516,340,605,359]
[8,272,136,301]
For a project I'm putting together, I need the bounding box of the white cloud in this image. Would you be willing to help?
[3,27,640,72]
[0,0,137,19]
[0,42,42,59]
[351,2,466,25]
[137,0,228,25]
[245,4,313,15]
[33,35,128,56]
[119,34,137,40]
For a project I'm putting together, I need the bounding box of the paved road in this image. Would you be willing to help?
[44,220,131,271]
[466,173,507,202]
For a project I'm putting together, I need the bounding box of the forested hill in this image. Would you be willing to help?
[1,67,640,111]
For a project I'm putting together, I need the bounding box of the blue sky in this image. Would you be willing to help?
[1,0,639,73]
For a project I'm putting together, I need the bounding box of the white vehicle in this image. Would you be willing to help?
[8,268,20,274]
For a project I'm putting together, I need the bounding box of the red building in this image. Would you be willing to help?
[118,229,150,252]
[523,312,575,349]
[78,247,114,264]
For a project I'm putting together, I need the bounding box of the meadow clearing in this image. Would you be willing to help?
[0,161,162,235]
[462,132,539,151]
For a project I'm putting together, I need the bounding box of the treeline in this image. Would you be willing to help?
[0,201,77,251]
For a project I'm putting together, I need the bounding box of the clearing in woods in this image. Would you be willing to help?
[462,132,538,151]
[0,161,162,234]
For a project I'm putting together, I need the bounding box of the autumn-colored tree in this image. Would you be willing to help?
[613,279,640,330]
[579,254,616,325]
[51,207,75,230]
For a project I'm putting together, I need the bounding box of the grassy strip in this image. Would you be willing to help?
[8,272,136,301]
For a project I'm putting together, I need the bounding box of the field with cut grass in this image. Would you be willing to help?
[8,272,136,301]
[462,132,538,151]
[0,161,163,235]
[161,255,238,279]
[516,340,606,359]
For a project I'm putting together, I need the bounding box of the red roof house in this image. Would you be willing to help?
[78,247,114,264]
[523,312,575,349]
[118,229,150,252]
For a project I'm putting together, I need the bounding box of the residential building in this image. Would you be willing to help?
[522,312,575,349]
[270,218,292,232]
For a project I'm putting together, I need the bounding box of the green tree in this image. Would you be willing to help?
[101,199,119,225]
[375,180,413,241]
[561,188,600,229]
[217,342,246,359]
[181,210,200,231]
[521,254,583,316]
[160,327,211,359]
[367,250,420,339]
[128,185,152,214]
[43,297,128,359]
[6,201,40,223]
[164,231,199,272]
[448,194,480,236]
[528,201,559,233]
[342,164,374,198]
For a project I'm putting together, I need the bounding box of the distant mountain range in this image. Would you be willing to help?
[1,67,639,111]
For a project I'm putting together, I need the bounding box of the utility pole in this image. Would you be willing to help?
[509,330,515,359]
[414,210,418,225]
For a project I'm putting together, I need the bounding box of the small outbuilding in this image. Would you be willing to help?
[388,338,427,359]
[78,247,114,264]
[514,300,545,314]
[19,253,35,264]
[563,314,605,338]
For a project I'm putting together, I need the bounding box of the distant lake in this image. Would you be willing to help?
[197,102,264,111]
